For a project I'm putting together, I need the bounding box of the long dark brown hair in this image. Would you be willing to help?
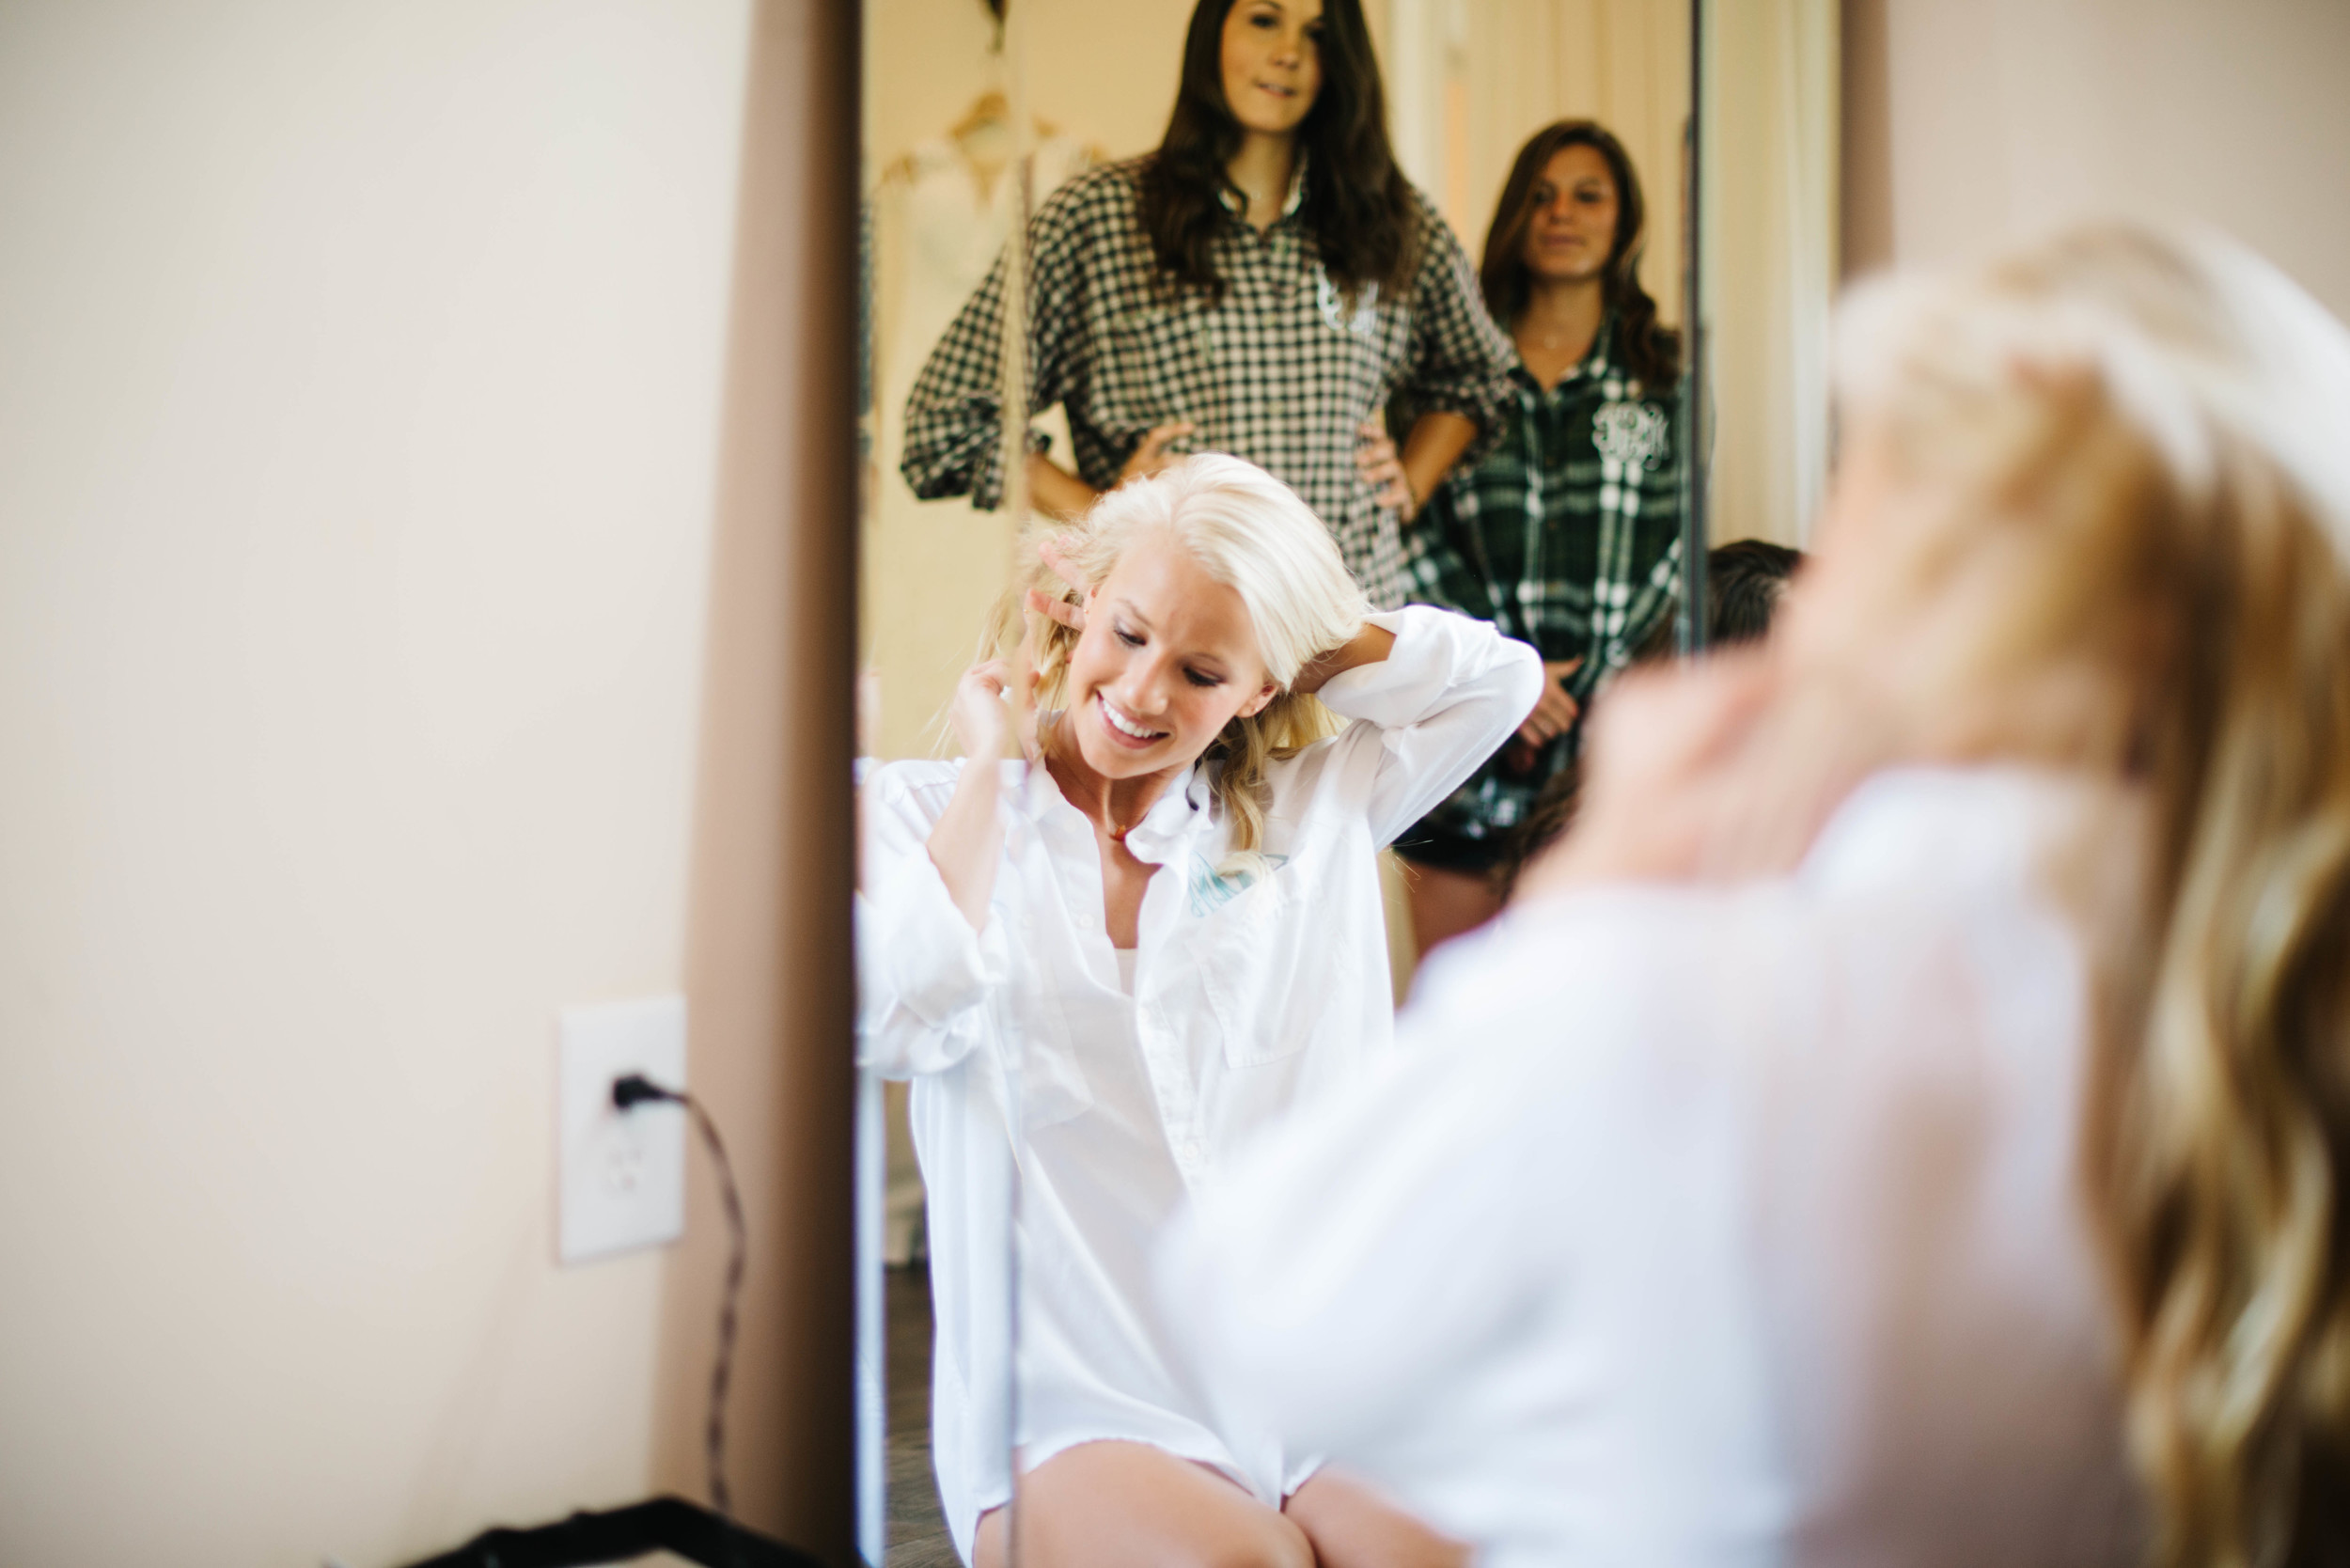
[1137,0,1417,306]
[1480,119,1679,391]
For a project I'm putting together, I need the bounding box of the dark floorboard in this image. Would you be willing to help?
[886,1264,960,1568]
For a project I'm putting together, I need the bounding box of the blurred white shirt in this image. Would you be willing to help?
[1159,766,2147,1568]
[858,605,1540,1560]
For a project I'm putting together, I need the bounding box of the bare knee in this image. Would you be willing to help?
[1026,1502,1312,1568]
[1123,1523,1309,1568]
[1011,1442,1314,1568]
[1181,1522,1315,1568]
[1284,1468,1472,1568]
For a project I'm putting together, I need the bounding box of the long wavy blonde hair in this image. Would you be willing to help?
[984,453,1371,857]
[1838,226,2350,1567]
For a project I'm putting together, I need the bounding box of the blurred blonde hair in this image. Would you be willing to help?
[1838,225,2350,1567]
[985,453,1371,860]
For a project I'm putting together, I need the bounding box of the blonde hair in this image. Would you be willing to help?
[1837,226,2350,1567]
[985,453,1371,858]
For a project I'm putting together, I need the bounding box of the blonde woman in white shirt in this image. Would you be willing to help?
[1162,226,2350,1567]
[859,452,1541,1568]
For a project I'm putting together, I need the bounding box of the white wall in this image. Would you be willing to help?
[0,4,756,1563]
[1846,0,2350,319]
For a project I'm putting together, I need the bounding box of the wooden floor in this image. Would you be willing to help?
[886,1264,961,1568]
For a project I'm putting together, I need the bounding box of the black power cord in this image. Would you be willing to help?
[612,1073,747,1520]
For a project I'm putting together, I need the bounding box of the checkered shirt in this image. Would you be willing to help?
[899,155,1515,606]
[1400,319,1684,845]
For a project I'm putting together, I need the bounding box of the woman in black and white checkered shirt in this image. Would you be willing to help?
[901,0,1516,611]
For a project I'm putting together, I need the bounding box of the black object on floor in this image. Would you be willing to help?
[396,1495,822,1568]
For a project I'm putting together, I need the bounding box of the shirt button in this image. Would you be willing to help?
[1179,1140,1202,1164]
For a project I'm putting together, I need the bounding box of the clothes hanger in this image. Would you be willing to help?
[949,88,1010,143]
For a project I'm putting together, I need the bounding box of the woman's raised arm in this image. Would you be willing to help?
[1310,605,1543,846]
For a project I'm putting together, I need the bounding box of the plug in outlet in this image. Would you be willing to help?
[558,996,687,1264]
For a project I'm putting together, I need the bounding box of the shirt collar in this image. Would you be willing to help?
[1012,745,1209,861]
[1120,764,1211,861]
[1217,151,1310,222]
[1512,311,1616,394]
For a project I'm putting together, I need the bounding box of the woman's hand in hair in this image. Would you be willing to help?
[1118,420,1197,486]
[948,659,1023,766]
[1023,537,1091,635]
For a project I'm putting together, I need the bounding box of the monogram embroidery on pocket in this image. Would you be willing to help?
[1314,270,1383,342]
[1187,851,1290,917]
[1592,400,1669,473]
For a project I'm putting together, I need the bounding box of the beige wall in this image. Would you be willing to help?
[0,2,854,1562]
[654,0,857,1553]
[1841,0,2350,319]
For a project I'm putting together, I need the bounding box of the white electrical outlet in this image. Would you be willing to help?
[557,995,687,1264]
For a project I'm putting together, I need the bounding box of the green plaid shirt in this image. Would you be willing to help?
[1401,319,1683,848]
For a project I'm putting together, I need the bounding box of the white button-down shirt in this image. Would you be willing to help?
[1159,767,2147,1567]
[858,606,1541,1560]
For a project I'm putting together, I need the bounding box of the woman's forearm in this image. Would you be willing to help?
[1026,453,1100,522]
[1401,412,1479,514]
[1292,622,1399,695]
[927,757,1005,932]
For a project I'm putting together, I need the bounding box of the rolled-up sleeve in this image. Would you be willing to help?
[900,183,1089,510]
[857,763,1004,1077]
[1397,194,1517,471]
[1316,604,1543,846]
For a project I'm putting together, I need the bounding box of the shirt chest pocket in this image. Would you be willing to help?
[1101,302,1214,428]
[1195,869,1366,1068]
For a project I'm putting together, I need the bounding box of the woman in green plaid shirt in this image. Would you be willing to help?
[1390,120,1684,951]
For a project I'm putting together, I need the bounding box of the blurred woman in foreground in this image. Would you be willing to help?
[1161,225,2350,1565]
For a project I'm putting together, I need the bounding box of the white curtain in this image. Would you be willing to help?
[1385,0,1690,329]
[1701,0,1840,546]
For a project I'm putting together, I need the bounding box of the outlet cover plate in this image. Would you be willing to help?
[557,996,686,1264]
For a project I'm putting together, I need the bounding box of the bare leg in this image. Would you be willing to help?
[1284,1468,1471,1568]
[1401,859,1503,959]
[973,1440,1314,1568]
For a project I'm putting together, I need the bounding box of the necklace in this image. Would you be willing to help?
[1523,321,1588,356]
[1043,728,1151,842]
[1101,795,1153,842]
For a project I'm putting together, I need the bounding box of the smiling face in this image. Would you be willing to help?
[1220,0,1324,139]
[1519,142,1621,285]
[1061,528,1277,781]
